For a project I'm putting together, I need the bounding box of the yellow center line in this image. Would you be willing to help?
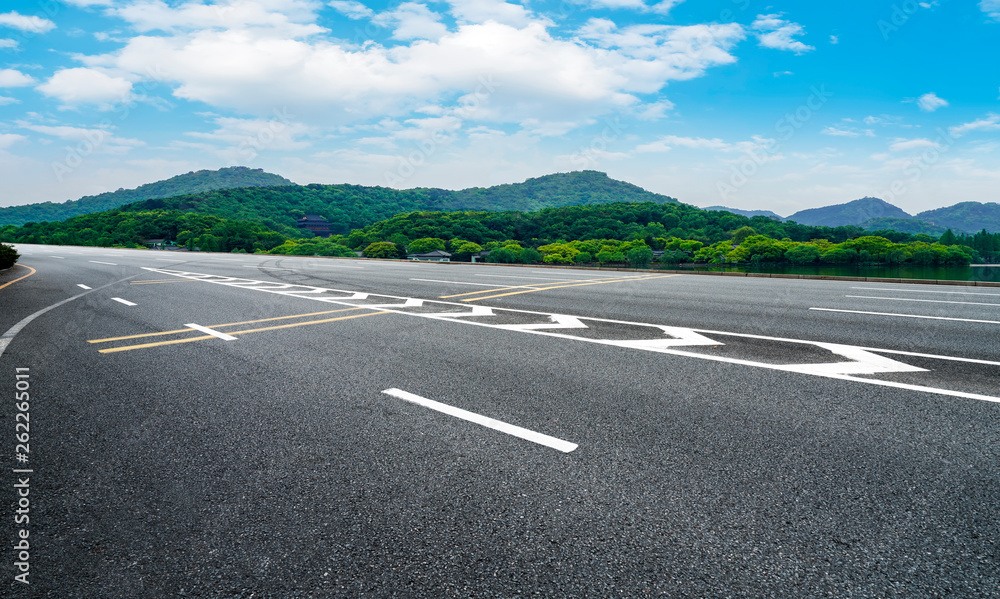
[88,307,367,344]
[462,274,680,302]
[0,264,37,292]
[439,285,543,299]
[98,310,390,353]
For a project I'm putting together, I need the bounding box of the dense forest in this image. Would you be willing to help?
[0,167,294,227]
[3,198,998,266]
[0,210,286,253]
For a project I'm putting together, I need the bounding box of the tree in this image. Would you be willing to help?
[731,226,757,245]
[363,241,401,259]
[0,243,19,269]
[626,245,654,268]
[784,244,821,264]
[407,237,446,254]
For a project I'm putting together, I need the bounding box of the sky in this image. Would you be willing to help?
[0,0,998,216]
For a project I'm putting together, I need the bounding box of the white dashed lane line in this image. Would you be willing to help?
[111,298,137,306]
[845,295,1000,307]
[383,388,578,453]
[811,307,1000,325]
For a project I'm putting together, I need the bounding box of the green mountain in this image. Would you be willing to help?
[787,197,911,227]
[0,166,295,226]
[704,206,785,221]
[916,202,1000,234]
[860,217,946,236]
[120,171,680,237]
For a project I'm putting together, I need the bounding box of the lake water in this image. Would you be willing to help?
[653,263,1000,283]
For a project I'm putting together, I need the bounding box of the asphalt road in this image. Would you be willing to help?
[2,244,998,598]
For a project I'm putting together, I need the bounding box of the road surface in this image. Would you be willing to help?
[2,244,998,597]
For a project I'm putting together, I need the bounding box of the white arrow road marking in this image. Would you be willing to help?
[141,268,1000,404]
[781,344,927,376]
[498,314,588,331]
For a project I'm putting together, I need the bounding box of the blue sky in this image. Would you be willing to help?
[1,0,998,216]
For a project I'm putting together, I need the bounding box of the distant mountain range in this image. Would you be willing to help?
[704,206,785,221]
[713,197,1000,234]
[3,165,998,235]
[0,166,294,226]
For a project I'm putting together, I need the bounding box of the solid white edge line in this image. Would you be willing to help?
[810,307,1000,325]
[111,297,137,306]
[845,295,1000,307]
[383,388,578,453]
[77,284,91,289]
[184,323,238,341]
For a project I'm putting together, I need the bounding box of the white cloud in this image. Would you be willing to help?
[635,135,772,154]
[752,14,814,54]
[85,14,743,128]
[821,126,859,137]
[373,3,448,41]
[916,92,948,112]
[0,96,18,105]
[445,0,538,27]
[18,123,145,154]
[0,69,34,87]
[889,138,940,152]
[981,0,1000,20]
[185,115,314,163]
[0,11,56,33]
[0,133,27,149]
[829,35,838,44]
[110,0,325,37]
[37,68,133,107]
[949,113,1000,137]
[328,0,374,19]
[62,0,114,6]
[0,39,16,48]
[569,0,684,13]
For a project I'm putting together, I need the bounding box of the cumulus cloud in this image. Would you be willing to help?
[0,69,34,87]
[752,14,814,54]
[917,92,948,112]
[916,92,948,112]
[80,8,743,129]
[635,134,771,154]
[37,68,133,108]
[373,3,448,41]
[0,11,56,33]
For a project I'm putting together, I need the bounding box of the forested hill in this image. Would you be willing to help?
[0,167,294,226]
[120,171,680,237]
